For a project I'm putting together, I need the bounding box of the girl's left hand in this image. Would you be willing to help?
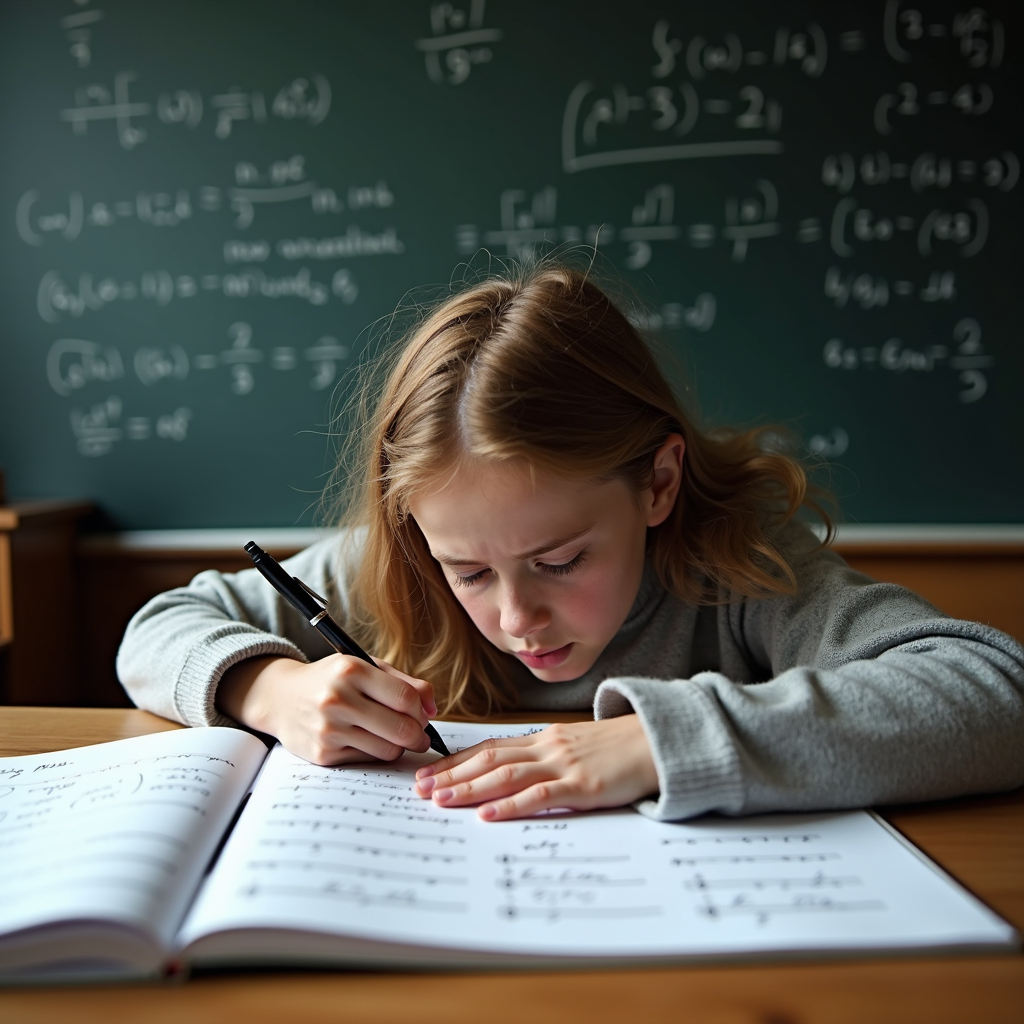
[413,716,659,820]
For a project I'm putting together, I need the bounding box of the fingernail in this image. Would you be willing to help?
[416,766,435,779]
[425,699,438,716]
[434,787,454,802]
[417,776,436,794]
[479,805,497,820]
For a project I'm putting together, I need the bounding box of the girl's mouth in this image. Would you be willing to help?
[515,643,574,669]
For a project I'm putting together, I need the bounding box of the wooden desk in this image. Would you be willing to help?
[2,708,1022,1024]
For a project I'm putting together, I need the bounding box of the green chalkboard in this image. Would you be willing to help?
[1,0,1021,527]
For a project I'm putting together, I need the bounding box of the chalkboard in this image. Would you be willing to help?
[1,0,1021,528]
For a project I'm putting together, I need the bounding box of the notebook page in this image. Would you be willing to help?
[0,727,267,953]
[179,723,1015,960]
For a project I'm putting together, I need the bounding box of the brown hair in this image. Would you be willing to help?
[332,263,831,716]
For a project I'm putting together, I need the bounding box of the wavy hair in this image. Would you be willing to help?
[332,263,831,716]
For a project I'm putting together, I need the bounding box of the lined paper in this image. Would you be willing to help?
[0,727,266,950]
[179,723,1016,961]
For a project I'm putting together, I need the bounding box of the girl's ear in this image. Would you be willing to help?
[647,433,685,528]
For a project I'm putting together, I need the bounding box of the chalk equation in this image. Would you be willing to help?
[59,70,330,149]
[15,159,397,243]
[455,182,809,271]
[561,16,840,174]
[52,322,354,457]
[69,395,192,457]
[563,79,784,176]
[829,197,988,258]
[874,80,995,135]
[823,316,993,403]
[627,297,717,336]
[883,1,1005,69]
[652,19,828,81]
[60,3,103,69]
[824,267,958,309]
[50,321,349,401]
[414,0,502,86]
[821,150,1019,194]
[36,264,358,323]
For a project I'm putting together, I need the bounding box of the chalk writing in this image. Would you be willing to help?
[457,182,786,272]
[883,1,1004,68]
[60,71,330,149]
[415,1,502,85]
[823,316,992,403]
[16,166,397,244]
[36,265,351,323]
[2,3,1019,521]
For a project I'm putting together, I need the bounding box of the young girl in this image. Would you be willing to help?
[118,263,1024,823]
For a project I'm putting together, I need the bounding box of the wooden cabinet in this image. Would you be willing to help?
[0,500,93,705]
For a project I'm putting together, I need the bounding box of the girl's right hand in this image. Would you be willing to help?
[216,654,437,766]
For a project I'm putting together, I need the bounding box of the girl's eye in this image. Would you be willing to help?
[451,552,586,588]
[539,552,586,577]
[452,568,489,588]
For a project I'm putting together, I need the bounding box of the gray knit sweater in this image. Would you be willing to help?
[117,524,1024,820]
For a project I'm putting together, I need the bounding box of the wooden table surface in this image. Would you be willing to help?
[2,707,1022,1024]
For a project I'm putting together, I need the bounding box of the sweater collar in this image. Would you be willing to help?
[618,557,667,636]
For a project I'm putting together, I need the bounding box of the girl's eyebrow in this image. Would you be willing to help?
[432,525,594,566]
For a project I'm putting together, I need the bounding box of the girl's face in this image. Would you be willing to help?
[410,440,682,683]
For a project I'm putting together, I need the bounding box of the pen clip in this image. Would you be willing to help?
[295,577,329,610]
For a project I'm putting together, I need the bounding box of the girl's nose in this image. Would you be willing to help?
[498,585,549,638]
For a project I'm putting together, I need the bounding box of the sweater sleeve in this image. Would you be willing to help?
[594,530,1024,821]
[116,533,359,727]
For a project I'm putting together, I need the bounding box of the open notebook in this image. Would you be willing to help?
[0,724,1017,982]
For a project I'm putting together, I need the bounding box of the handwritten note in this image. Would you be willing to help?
[178,723,1015,963]
[0,727,266,950]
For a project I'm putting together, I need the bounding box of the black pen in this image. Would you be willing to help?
[243,541,450,758]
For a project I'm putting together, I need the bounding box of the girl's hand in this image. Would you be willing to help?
[413,716,658,820]
[217,655,436,766]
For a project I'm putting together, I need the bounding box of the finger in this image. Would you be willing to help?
[325,684,431,754]
[308,742,385,767]
[327,723,416,763]
[415,743,539,795]
[354,663,431,726]
[285,725,398,767]
[415,735,540,780]
[478,780,576,822]
[372,659,437,717]
[428,761,552,808]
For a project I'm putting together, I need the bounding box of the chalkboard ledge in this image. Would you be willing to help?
[813,523,1024,555]
[79,528,325,556]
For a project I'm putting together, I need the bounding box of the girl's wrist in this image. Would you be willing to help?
[619,714,660,798]
[217,656,291,732]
